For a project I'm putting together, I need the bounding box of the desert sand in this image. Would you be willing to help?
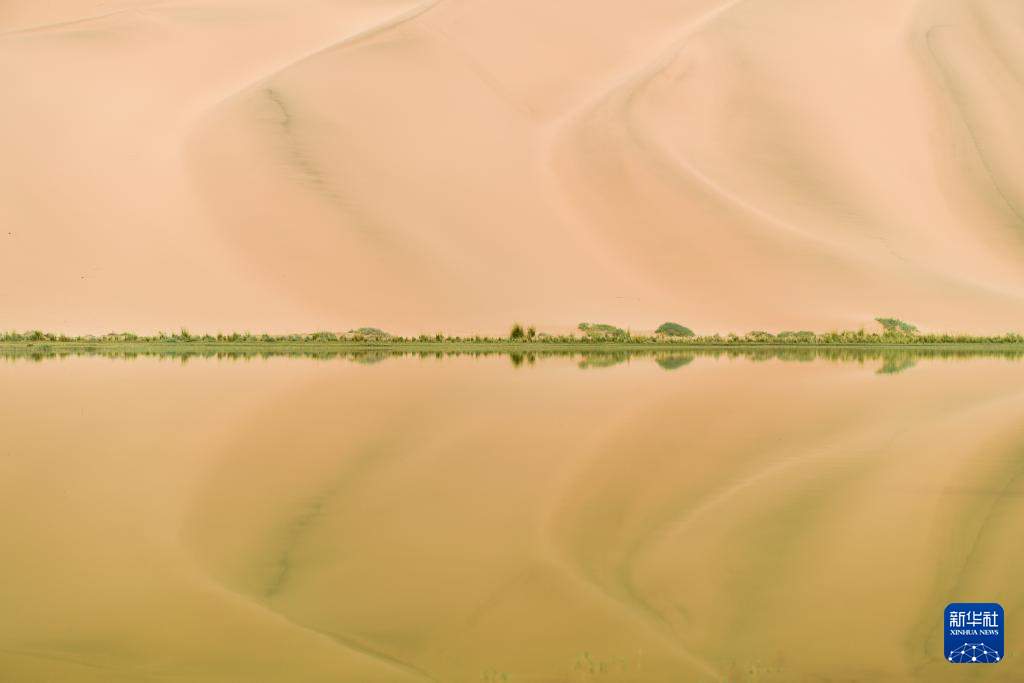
[2,0,1023,334]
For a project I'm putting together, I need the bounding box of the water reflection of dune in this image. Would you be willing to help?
[551,361,1024,681]
[165,355,1024,681]
[183,357,761,680]
[3,356,1024,679]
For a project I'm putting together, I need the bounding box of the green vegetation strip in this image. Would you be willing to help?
[2,315,1023,350]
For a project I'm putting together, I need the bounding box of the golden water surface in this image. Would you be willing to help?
[1,351,1022,682]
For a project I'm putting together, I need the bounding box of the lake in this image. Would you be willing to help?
[1,349,1021,681]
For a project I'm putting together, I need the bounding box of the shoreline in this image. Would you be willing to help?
[3,341,1024,352]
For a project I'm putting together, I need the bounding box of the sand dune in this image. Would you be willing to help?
[2,0,1024,333]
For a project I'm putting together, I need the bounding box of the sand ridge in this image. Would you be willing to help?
[2,0,1023,333]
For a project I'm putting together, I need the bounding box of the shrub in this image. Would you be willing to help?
[744,330,776,343]
[876,317,918,334]
[578,322,628,339]
[348,327,390,340]
[777,330,816,343]
[655,322,695,337]
[509,323,525,341]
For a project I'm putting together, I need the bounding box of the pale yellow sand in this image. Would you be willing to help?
[2,0,1023,333]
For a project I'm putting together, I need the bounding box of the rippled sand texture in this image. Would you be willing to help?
[2,1,1024,333]
[0,355,1023,681]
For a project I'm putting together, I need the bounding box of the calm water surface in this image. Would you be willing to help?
[1,351,1023,682]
